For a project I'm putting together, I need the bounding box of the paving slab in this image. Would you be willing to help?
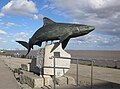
[0,59,20,89]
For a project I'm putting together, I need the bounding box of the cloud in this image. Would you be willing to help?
[1,0,42,19]
[89,0,120,18]
[0,22,4,25]
[49,0,120,19]
[73,34,120,47]
[5,22,27,28]
[32,14,44,20]
[6,22,16,27]
[0,30,7,35]
[12,32,30,41]
[0,37,7,43]
[41,5,49,10]
[0,13,4,17]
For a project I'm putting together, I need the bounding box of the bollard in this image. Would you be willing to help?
[53,57,56,89]
[91,60,94,89]
[76,59,79,86]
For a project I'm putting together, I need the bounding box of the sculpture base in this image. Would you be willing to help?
[26,44,71,77]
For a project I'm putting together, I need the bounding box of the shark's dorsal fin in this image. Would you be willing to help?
[43,17,55,26]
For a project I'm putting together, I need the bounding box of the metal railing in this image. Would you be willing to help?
[52,56,120,89]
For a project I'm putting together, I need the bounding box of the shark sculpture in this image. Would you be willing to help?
[16,17,95,56]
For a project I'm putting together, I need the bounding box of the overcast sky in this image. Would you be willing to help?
[0,0,120,50]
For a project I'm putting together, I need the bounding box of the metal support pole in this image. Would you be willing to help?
[91,60,94,89]
[114,60,117,68]
[45,41,48,46]
[51,41,53,44]
[53,57,56,89]
[76,59,79,86]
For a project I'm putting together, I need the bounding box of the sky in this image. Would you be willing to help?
[0,0,120,50]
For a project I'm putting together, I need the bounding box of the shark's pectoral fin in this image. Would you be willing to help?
[16,41,28,49]
[62,38,70,49]
[50,33,70,53]
[35,41,42,47]
[25,47,31,56]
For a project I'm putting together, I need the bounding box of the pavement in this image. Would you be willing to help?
[0,59,20,89]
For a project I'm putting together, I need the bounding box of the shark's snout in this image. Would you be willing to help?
[89,26,95,32]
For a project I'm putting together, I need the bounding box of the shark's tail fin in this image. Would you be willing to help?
[16,41,29,49]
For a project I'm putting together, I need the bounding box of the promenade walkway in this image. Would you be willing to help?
[0,59,20,89]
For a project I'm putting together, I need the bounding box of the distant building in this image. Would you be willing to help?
[0,49,6,53]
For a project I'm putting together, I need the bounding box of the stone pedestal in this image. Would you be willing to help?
[20,43,74,88]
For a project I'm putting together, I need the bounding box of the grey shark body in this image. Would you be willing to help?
[16,17,95,55]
